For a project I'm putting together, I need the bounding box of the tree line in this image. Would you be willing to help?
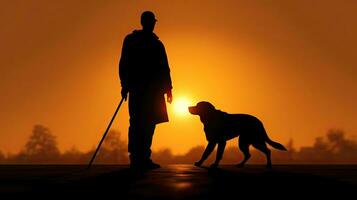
[0,125,356,164]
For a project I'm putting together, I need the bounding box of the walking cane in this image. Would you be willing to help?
[87,97,125,170]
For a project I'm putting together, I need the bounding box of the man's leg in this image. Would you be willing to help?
[128,92,148,167]
[128,118,139,166]
[142,122,155,160]
[142,122,160,168]
[128,119,158,168]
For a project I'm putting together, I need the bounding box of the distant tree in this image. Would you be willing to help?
[326,129,357,162]
[285,139,295,153]
[61,146,84,164]
[175,146,205,164]
[314,137,329,152]
[95,130,128,164]
[22,125,60,163]
[152,148,174,164]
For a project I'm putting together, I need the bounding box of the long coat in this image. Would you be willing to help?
[119,30,172,124]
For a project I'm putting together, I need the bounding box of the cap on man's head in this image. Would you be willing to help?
[141,11,157,23]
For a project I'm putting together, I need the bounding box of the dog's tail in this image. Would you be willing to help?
[266,138,287,151]
[261,124,287,151]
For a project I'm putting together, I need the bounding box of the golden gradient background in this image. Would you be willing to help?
[1,0,356,155]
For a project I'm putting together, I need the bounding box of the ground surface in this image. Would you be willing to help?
[0,164,356,198]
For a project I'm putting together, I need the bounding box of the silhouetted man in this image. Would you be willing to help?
[119,11,173,169]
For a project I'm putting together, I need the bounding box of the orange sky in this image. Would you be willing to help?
[1,0,356,155]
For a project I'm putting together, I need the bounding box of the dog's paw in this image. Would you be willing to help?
[210,163,218,168]
[194,162,202,167]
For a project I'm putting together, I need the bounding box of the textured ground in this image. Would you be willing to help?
[0,164,356,198]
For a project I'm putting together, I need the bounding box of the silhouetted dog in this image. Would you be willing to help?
[189,101,287,168]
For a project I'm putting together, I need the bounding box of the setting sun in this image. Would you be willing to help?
[173,97,192,116]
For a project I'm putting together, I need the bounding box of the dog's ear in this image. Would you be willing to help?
[204,102,215,110]
[200,102,216,116]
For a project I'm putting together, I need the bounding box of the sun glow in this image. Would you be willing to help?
[173,97,192,116]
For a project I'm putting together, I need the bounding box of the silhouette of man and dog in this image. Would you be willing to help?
[119,11,287,170]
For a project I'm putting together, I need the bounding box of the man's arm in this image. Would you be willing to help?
[159,42,173,103]
[119,36,130,100]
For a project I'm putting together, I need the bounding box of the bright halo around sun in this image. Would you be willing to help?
[173,97,192,116]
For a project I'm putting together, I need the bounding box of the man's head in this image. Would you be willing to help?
[141,11,157,32]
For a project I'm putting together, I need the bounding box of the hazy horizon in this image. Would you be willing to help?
[1,125,356,164]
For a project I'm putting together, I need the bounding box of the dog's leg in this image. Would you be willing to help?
[195,142,216,167]
[253,142,272,168]
[236,138,250,168]
[211,141,226,168]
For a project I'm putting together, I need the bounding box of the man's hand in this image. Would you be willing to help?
[166,89,173,104]
[121,88,128,101]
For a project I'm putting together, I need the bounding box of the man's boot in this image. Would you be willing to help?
[144,159,161,169]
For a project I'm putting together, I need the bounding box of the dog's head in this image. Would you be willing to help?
[188,101,216,117]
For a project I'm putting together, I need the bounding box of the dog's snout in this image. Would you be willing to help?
[188,106,197,114]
